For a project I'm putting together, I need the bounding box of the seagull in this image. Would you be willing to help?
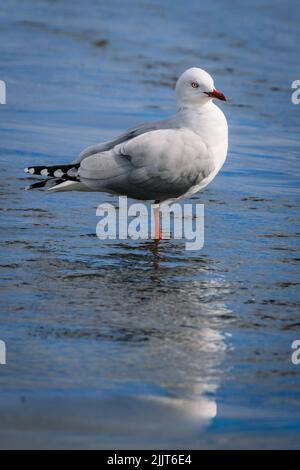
[24,67,228,241]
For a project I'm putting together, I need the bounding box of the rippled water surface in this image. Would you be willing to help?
[0,0,300,449]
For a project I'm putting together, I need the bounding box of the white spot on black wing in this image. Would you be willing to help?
[53,169,64,177]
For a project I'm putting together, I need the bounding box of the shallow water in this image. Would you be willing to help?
[0,0,300,449]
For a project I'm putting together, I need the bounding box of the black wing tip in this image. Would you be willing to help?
[24,178,67,191]
[24,166,51,176]
[24,164,80,177]
[24,180,48,190]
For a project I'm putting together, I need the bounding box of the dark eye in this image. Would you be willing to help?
[191,82,199,88]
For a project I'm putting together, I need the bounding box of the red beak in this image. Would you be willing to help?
[206,89,227,101]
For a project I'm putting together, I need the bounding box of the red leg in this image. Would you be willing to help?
[153,202,162,242]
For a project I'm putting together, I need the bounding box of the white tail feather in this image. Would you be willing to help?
[47,181,88,192]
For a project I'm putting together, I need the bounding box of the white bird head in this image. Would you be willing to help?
[175,67,226,109]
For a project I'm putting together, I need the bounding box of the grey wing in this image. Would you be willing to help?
[78,129,215,201]
[75,117,176,163]
[124,129,214,200]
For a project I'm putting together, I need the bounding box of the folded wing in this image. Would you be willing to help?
[78,128,214,201]
[75,118,174,163]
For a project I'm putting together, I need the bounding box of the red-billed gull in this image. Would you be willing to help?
[25,67,228,240]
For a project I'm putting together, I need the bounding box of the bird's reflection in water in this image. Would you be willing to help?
[149,240,161,272]
[26,239,232,445]
[108,240,230,435]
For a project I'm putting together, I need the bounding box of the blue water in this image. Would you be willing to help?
[0,0,300,449]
